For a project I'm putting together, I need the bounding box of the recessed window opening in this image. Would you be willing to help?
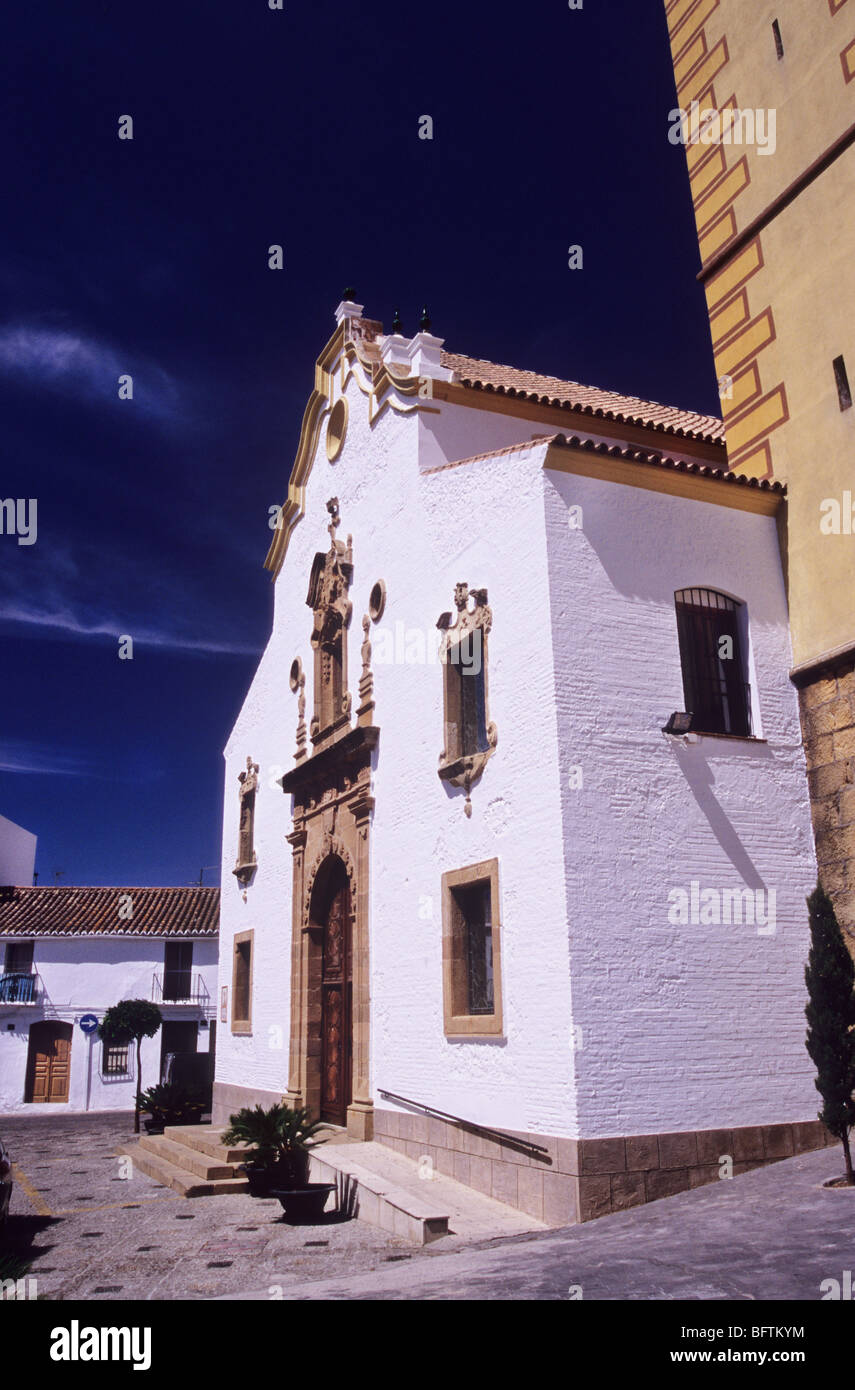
[675,588,752,737]
[833,355,852,411]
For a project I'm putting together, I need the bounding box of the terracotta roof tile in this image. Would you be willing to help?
[0,886,219,938]
[424,431,785,495]
[440,350,725,445]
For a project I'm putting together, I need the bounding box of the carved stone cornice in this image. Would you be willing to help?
[280,725,379,798]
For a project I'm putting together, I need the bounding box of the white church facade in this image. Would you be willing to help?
[213,299,829,1224]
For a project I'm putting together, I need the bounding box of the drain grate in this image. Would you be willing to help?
[92,1285,123,1294]
[385,1254,412,1262]
[175,1214,195,1220]
[81,1232,104,1239]
[304,1240,329,1247]
[207,1261,232,1269]
[136,1246,159,1252]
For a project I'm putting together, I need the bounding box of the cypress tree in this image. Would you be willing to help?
[804,883,855,1185]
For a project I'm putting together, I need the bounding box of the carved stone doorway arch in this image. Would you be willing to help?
[281,724,377,1139]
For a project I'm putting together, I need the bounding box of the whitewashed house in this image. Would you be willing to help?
[0,814,36,887]
[213,299,826,1224]
[0,886,218,1114]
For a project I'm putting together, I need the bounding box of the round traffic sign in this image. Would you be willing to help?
[79,1013,99,1034]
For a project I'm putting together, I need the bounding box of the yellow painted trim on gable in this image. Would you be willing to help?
[714,308,775,376]
[674,32,707,87]
[430,380,727,464]
[690,145,726,199]
[711,288,749,348]
[705,237,762,310]
[264,325,427,578]
[677,37,729,104]
[725,385,788,457]
[543,441,781,516]
[670,0,719,54]
[695,156,750,234]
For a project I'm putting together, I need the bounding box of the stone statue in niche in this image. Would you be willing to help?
[436,582,497,817]
[233,756,259,885]
[305,497,354,743]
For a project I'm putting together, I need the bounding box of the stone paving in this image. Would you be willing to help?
[3,1113,853,1301]
[0,1112,412,1299]
[222,1144,855,1301]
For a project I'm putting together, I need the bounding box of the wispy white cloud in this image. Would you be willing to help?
[0,602,261,657]
[0,323,183,426]
[0,739,104,778]
[0,541,262,658]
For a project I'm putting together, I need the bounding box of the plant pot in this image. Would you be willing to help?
[143,1117,165,1135]
[270,1183,336,1223]
[241,1164,277,1197]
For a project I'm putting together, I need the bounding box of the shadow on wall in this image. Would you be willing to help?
[672,741,770,891]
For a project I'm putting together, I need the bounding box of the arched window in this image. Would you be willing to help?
[674,588,752,737]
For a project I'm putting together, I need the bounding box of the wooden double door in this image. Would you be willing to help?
[25,1021,72,1103]
[320,863,353,1127]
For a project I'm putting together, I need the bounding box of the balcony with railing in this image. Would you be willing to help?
[0,971,41,1005]
[151,971,210,1006]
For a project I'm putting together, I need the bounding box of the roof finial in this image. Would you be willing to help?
[419,305,432,332]
[343,286,356,302]
[392,307,403,334]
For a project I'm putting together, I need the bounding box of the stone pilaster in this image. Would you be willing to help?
[347,791,374,1140]
[285,825,307,1109]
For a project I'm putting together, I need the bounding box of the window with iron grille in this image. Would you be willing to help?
[102,1043,131,1077]
[675,588,752,737]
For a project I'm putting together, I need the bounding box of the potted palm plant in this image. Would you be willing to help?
[221,1102,335,1219]
[139,1083,206,1133]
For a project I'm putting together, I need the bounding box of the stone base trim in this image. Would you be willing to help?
[373,1109,837,1225]
[212,1080,286,1126]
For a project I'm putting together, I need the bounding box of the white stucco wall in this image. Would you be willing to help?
[0,937,218,1114]
[544,466,818,1136]
[0,814,37,887]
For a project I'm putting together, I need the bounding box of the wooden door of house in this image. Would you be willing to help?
[160,1019,198,1081]
[163,942,193,1001]
[25,1021,72,1103]
[320,868,352,1126]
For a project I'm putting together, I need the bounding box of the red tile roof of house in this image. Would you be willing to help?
[0,885,219,937]
[440,350,726,445]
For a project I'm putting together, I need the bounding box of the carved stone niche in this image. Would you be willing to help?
[306,498,354,750]
[436,583,497,817]
[233,756,260,885]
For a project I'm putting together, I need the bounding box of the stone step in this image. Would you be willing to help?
[157,1124,248,1164]
[136,1133,239,1181]
[309,1140,546,1245]
[116,1141,249,1197]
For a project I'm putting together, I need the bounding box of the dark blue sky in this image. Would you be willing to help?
[0,0,716,887]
